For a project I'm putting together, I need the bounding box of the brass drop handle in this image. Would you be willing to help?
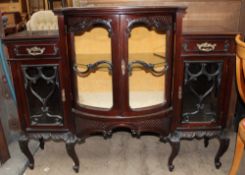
[121,59,126,76]
[26,46,46,56]
[196,42,217,52]
[61,89,66,102]
[178,86,182,100]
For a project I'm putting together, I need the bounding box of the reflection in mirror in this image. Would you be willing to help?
[128,27,167,109]
[74,27,113,109]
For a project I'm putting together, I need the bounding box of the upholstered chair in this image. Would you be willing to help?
[26,10,58,31]
[229,34,245,175]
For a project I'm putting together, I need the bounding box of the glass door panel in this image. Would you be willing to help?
[182,61,223,123]
[74,27,113,109]
[128,27,168,109]
[22,65,64,126]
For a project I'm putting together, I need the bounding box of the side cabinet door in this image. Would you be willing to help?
[180,58,229,126]
[15,61,66,129]
[179,35,236,128]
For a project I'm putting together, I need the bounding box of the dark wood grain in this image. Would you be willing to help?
[0,120,10,164]
[2,6,237,172]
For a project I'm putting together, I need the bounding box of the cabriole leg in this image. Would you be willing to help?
[66,142,79,173]
[215,131,230,169]
[168,141,180,171]
[167,132,180,172]
[19,135,34,169]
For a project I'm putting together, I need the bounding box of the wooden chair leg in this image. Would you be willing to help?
[229,134,244,175]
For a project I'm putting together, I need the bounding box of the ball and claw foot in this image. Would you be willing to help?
[73,165,79,173]
[168,164,175,172]
[215,161,222,169]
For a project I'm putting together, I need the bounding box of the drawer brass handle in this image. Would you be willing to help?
[178,86,182,100]
[197,42,217,52]
[61,89,66,102]
[26,46,46,56]
[121,59,126,76]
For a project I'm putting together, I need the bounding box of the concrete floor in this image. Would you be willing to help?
[24,132,245,175]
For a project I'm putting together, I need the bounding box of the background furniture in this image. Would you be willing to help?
[3,6,236,173]
[2,11,26,35]
[0,11,10,165]
[229,118,245,175]
[0,120,10,165]
[229,34,245,175]
[46,0,66,10]
[25,0,46,16]
[26,10,58,31]
[0,0,22,12]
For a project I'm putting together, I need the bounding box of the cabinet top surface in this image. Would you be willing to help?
[2,30,59,42]
[55,6,187,15]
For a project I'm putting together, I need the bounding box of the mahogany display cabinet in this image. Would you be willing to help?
[2,6,236,173]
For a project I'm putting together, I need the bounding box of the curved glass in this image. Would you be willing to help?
[128,27,167,109]
[74,27,113,109]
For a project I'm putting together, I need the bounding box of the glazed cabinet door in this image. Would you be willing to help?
[179,35,236,128]
[12,60,67,130]
[181,59,227,125]
[67,15,120,115]
[121,14,175,115]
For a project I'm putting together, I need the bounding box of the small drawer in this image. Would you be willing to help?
[11,42,60,58]
[182,36,235,55]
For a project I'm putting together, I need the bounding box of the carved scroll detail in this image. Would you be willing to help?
[69,18,112,36]
[22,132,81,143]
[128,60,168,77]
[73,60,112,77]
[163,129,229,143]
[126,16,173,36]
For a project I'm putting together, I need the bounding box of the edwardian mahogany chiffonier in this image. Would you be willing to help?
[2,5,237,173]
